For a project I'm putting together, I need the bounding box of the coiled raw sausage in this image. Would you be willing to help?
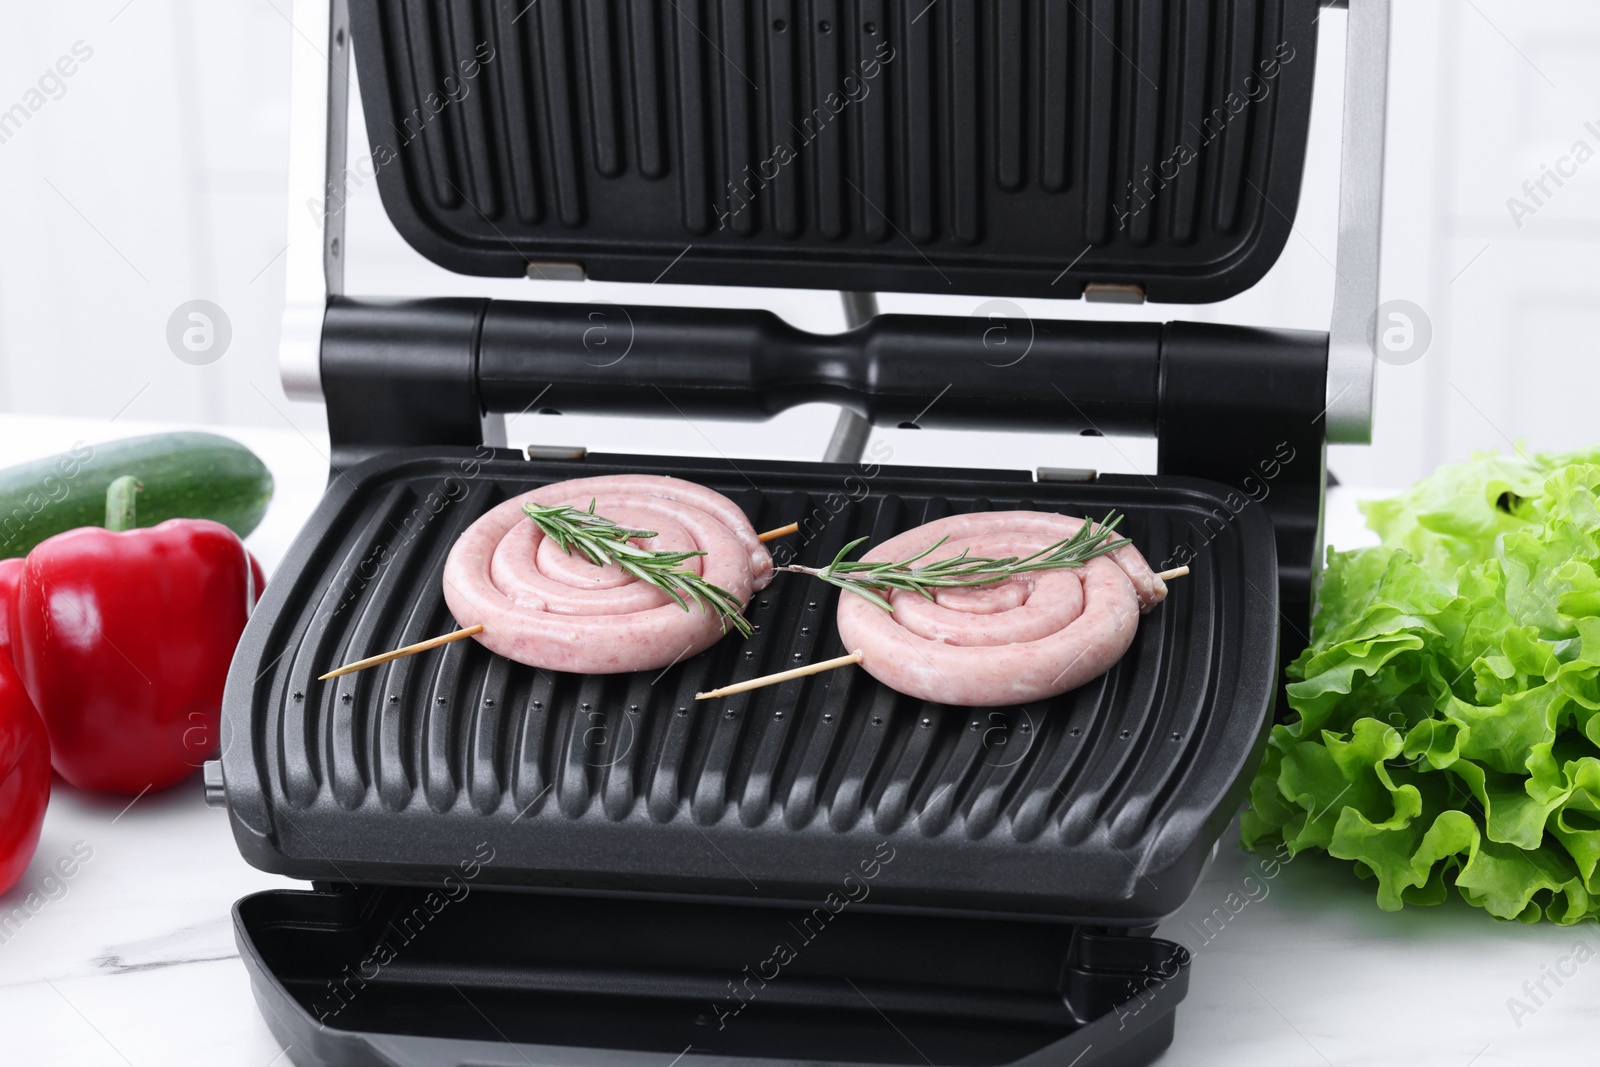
[443,475,772,673]
[834,511,1166,706]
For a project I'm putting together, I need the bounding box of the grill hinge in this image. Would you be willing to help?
[1036,467,1099,483]
[526,445,588,462]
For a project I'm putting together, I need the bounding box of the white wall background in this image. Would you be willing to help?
[0,1,1596,487]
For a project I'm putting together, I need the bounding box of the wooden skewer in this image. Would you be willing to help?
[1157,566,1190,581]
[696,650,864,700]
[319,624,485,681]
[758,521,800,542]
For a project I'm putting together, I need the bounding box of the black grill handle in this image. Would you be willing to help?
[476,300,1164,434]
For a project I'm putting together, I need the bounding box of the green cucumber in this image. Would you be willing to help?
[0,432,274,558]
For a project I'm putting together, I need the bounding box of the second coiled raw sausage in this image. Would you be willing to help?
[834,511,1166,706]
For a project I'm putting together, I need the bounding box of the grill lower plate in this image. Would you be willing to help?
[221,448,1277,922]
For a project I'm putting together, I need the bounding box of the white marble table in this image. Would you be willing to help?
[0,415,1591,1067]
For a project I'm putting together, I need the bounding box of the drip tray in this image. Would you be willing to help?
[235,884,1191,1067]
[219,448,1278,922]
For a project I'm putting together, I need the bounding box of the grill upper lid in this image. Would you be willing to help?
[347,0,1321,302]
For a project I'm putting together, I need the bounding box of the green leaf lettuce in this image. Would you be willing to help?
[1244,447,1600,923]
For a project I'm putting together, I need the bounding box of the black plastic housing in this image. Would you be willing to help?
[224,449,1273,1067]
[346,0,1320,301]
[235,885,1192,1067]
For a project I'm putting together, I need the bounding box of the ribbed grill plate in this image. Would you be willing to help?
[221,449,1277,921]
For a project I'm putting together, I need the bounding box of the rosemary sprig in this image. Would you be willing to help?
[522,500,753,638]
[780,512,1131,612]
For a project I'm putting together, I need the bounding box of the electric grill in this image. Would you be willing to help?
[214,1,1391,1064]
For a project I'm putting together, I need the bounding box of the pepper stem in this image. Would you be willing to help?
[105,475,142,532]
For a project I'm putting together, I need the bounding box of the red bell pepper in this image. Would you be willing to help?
[0,652,49,892]
[14,477,263,794]
[0,556,22,665]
